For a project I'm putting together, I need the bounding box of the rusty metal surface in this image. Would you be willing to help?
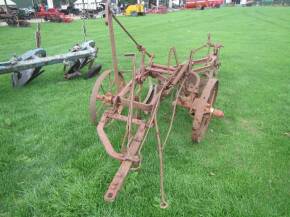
[90,1,224,205]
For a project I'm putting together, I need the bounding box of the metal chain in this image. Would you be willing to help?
[154,114,168,209]
[162,78,186,151]
[120,55,136,151]
[82,0,87,41]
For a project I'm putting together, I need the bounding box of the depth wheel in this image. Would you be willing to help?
[89,70,125,125]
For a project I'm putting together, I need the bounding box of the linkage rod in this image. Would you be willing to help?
[111,14,152,58]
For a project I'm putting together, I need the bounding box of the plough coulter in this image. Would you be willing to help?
[90,1,224,207]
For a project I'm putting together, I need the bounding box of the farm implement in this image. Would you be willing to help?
[90,1,224,207]
[0,8,100,87]
[0,40,100,87]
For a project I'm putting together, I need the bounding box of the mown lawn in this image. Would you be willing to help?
[0,6,290,217]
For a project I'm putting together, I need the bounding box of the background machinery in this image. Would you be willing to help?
[124,3,145,16]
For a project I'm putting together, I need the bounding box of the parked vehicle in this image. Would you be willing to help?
[124,4,145,16]
[19,8,36,19]
[80,3,106,19]
[36,5,73,23]
[146,5,168,14]
[185,0,223,9]
[0,6,30,26]
[60,4,80,15]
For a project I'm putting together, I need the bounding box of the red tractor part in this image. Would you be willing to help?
[146,5,168,14]
[37,5,73,23]
[185,0,223,9]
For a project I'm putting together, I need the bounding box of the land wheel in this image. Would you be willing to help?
[89,70,126,125]
[86,64,102,79]
[192,79,218,143]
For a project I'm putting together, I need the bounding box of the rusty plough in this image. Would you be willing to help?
[90,1,224,207]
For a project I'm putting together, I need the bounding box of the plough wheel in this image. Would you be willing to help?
[65,59,101,79]
[89,70,125,125]
[192,79,218,143]
[86,64,102,79]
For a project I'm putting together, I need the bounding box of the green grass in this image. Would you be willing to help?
[0,6,290,217]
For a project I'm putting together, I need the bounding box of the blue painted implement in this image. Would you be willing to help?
[0,40,100,87]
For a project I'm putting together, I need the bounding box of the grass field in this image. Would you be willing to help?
[0,6,290,217]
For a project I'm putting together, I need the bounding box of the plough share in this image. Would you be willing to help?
[90,1,224,207]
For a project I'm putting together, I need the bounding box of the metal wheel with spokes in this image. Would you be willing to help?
[89,70,125,125]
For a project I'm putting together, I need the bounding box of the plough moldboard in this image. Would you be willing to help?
[90,1,224,208]
[0,40,101,87]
